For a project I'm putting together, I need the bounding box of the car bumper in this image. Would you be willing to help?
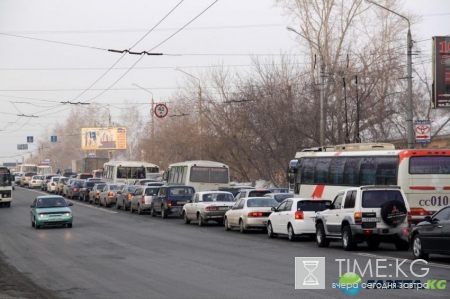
[0,198,12,203]
[29,183,41,188]
[292,221,316,234]
[245,217,269,228]
[202,211,228,219]
[36,216,73,226]
[168,206,183,215]
[350,224,410,239]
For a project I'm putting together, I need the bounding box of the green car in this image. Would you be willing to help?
[30,195,73,229]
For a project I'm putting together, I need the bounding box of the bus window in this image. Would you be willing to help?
[376,157,398,185]
[302,158,315,184]
[360,157,377,185]
[315,158,331,184]
[329,158,345,184]
[409,156,450,174]
[210,168,228,183]
[190,167,209,182]
[343,158,360,185]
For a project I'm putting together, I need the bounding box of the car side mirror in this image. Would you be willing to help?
[117,191,122,194]
[424,216,432,223]
[271,207,277,212]
[329,204,335,210]
[68,203,73,206]
[30,205,34,208]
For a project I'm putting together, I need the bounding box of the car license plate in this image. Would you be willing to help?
[362,217,380,222]
[219,207,229,210]
[49,218,62,221]
[177,201,185,204]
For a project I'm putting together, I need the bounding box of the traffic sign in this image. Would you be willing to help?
[43,159,50,164]
[51,136,57,142]
[414,120,431,143]
[17,144,28,150]
[27,136,34,143]
[154,103,169,118]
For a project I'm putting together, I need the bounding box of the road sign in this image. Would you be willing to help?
[154,103,169,118]
[415,120,431,143]
[17,144,28,150]
[88,153,95,158]
[43,159,50,164]
[27,136,34,143]
[51,136,57,142]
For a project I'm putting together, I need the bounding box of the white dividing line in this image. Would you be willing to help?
[356,253,450,270]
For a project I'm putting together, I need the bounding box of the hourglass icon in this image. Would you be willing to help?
[302,261,319,285]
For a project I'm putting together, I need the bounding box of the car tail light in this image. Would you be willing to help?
[73,188,78,192]
[294,211,304,220]
[86,190,90,194]
[354,212,362,224]
[248,212,263,217]
[364,230,372,234]
[205,206,218,211]
[32,181,36,183]
[51,182,55,186]
[168,200,172,206]
[108,191,114,197]
[96,192,100,196]
[407,212,412,224]
[410,208,431,216]
[127,193,132,200]
[141,196,145,204]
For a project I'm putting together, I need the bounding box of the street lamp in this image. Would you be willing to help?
[366,0,413,149]
[286,26,326,147]
[174,68,203,159]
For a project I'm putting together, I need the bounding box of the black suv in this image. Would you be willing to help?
[151,185,195,218]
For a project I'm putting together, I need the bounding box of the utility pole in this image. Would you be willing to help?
[108,108,113,161]
[132,83,155,158]
[320,54,325,147]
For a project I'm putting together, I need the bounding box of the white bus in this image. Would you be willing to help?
[18,164,37,173]
[164,160,230,192]
[0,166,13,207]
[37,164,53,175]
[102,161,160,184]
[292,143,450,222]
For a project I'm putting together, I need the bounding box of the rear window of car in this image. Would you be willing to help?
[145,187,159,196]
[109,185,120,190]
[297,200,331,212]
[248,190,271,197]
[169,187,194,196]
[79,174,93,179]
[25,172,36,176]
[203,193,234,202]
[362,190,405,208]
[247,198,278,207]
[274,194,292,203]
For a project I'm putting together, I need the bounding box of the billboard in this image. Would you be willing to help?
[81,127,127,150]
[432,36,450,108]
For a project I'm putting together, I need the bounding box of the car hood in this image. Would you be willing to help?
[35,207,72,213]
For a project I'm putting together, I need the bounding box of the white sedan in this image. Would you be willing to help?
[267,198,331,241]
[183,191,235,226]
[28,175,43,189]
[224,197,278,233]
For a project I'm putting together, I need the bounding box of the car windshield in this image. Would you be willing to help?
[127,186,139,192]
[362,190,405,208]
[36,197,67,208]
[109,184,120,190]
[248,190,271,197]
[273,194,292,203]
[203,193,234,202]
[247,198,278,207]
[60,178,68,184]
[297,200,331,212]
[86,182,98,188]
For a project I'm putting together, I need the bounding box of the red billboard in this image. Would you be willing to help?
[432,36,450,108]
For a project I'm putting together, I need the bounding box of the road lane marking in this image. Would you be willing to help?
[355,253,450,270]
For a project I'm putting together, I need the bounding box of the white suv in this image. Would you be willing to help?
[315,185,411,251]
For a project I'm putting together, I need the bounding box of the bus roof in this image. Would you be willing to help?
[294,149,450,158]
[168,160,228,168]
[103,161,159,167]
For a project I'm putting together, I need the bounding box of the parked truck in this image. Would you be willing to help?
[82,158,109,174]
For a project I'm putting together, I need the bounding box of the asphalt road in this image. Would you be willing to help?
[0,187,449,299]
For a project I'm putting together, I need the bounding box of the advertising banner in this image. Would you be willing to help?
[81,127,127,150]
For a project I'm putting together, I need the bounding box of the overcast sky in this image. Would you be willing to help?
[0,0,449,164]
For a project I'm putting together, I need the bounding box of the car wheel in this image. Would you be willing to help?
[31,218,35,227]
[224,218,231,231]
[216,220,223,226]
[342,225,357,251]
[123,201,128,211]
[198,214,205,226]
[150,205,156,217]
[288,224,296,242]
[5,202,10,208]
[183,211,190,224]
[316,223,330,247]
[116,201,120,209]
[130,204,134,213]
[412,234,428,259]
[161,206,168,219]
[239,219,246,234]
[367,238,381,249]
[267,221,276,238]
[35,223,40,229]
[138,205,142,215]
[67,223,72,228]
[395,238,410,251]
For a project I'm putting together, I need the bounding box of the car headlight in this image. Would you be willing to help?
[62,212,71,217]
[39,214,48,218]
